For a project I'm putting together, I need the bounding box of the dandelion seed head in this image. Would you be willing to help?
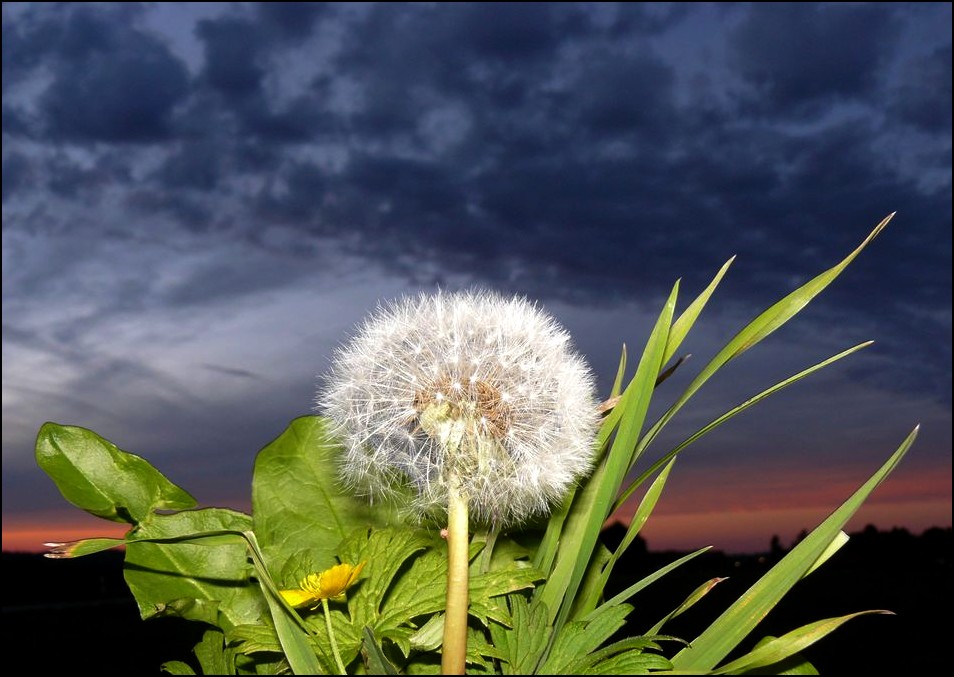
[319,289,600,527]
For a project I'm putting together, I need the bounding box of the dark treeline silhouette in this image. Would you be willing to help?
[2,524,950,674]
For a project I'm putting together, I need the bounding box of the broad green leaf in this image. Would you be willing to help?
[160,661,197,675]
[124,508,266,629]
[252,416,398,578]
[35,422,195,524]
[713,611,891,674]
[670,425,917,671]
[537,283,678,633]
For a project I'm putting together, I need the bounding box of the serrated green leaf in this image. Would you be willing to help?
[229,624,283,654]
[540,603,631,674]
[582,649,672,675]
[491,595,550,675]
[252,416,400,578]
[566,635,679,674]
[337,526,434,632]
[123,508,266,629]
[35,422,195,524]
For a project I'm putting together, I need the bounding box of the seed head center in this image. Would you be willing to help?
[413,374,511,441]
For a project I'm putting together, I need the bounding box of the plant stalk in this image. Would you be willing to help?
[322,598,347,675]
[442,477,470,674]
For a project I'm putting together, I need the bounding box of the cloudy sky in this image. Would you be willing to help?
[3,2,950,553]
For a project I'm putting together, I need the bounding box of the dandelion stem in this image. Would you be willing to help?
[442,476,470,675]
[322,597,347,675]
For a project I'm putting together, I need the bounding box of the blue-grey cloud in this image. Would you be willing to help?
[1,2,949,532]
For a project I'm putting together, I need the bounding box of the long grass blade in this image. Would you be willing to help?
[535,283,678,631]
[636,214,893,466]
[711,610,893,674]
[669,424,917,672]
[614,341,873,512]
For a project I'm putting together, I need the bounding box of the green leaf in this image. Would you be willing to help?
[670,425,917,672]
[251,416,398,577]
[362,627,400,675]
[537,282,678,633]
[35,422,195,524]
[193,628,233,675]
[585,546,711,621]
[243,530,329,675]
[123,508,266,629]
[636,214,893,465]
[597,457,677,600]
[539,603,633,674]
[337,526,434,636]
[713,611,891,674]
[562,635,678,674]
[43,537,125,558]
[664,255,735,365]
[615,342,873,512]
[645,576,729,635]
[161,661,197,675]
[490,595,550,675]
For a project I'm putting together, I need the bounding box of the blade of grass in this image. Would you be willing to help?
[592,458,677,605]
[614,341,873,512]
[645,576,729,636]
[664,256,735,366]
[535,283,679,631]
[583,546,712,622]
[711,610,892,674]
[669,424,917,672]
[636,214,893,467]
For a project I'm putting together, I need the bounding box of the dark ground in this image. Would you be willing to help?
[3,524,950,674]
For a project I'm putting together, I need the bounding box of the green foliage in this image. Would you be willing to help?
[34,214,917,674]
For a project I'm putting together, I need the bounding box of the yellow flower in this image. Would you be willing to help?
[280,561,366,609]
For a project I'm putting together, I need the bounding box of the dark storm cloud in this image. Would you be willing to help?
[4,4,190,143]
[729,3,898,117]
[2,2,950,403]
[889,44,953,133]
